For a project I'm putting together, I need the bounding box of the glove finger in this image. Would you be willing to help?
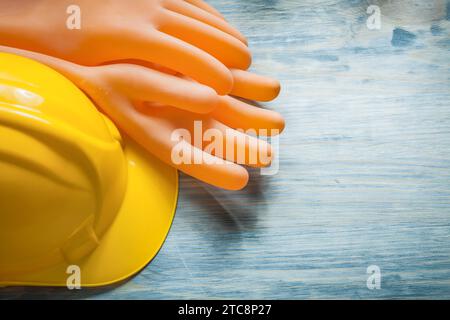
[183,0,226,20]
[119,29,233,95]
[106,63,218,114]
[213,96,285,134]
[165,0,247,44]
[231,69,281,102]
[158,9,251,69]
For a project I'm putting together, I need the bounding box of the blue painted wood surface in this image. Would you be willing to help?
[1,0,450,299]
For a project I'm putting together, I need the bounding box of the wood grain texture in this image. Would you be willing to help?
[1,0,450,299]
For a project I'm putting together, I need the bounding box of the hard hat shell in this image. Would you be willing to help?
[0,53,178,287]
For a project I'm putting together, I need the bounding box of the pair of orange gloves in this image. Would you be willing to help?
[0,0,284,190]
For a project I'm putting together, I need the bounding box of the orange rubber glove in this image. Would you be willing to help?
[0,46,284,190]
[0,0,253,95]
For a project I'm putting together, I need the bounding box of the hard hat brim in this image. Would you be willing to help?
[1,137,178,288]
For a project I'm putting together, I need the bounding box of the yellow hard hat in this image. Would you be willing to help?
[0,53,178,287]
